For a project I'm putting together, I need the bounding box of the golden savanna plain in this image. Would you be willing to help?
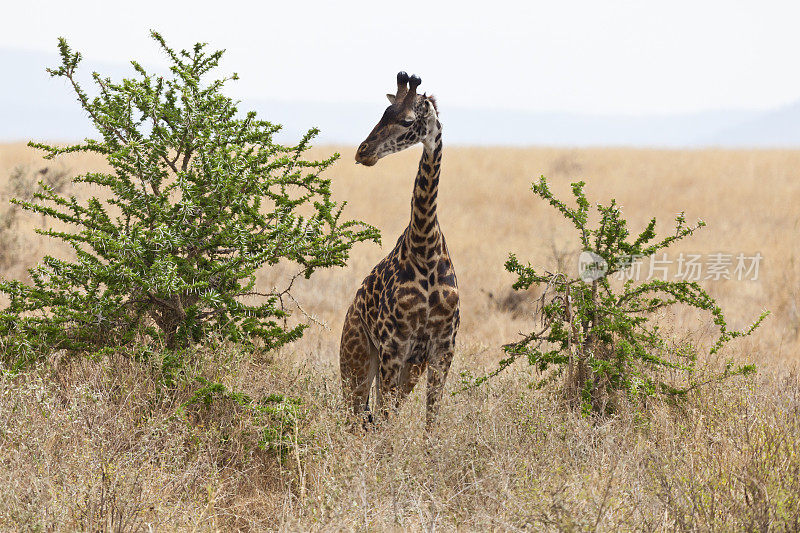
[1,142,799,530]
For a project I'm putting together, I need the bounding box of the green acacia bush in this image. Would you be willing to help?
[469,177,768,414]
[0,32,379,367]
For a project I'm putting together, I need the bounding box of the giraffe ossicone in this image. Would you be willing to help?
[341,71,460,429]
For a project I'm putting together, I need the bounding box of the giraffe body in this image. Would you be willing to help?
[340,73,459,427]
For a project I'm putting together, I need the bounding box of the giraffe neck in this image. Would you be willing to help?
[405,119,443,265]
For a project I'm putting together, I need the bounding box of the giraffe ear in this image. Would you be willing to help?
[386,94,396,104]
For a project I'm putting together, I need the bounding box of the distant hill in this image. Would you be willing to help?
[0,48,794,147]
[232,101,765,147]
[705,100,800,147]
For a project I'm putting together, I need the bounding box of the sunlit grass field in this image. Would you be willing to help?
[1,142,799,530]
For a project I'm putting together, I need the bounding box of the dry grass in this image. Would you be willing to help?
[1,142,800,530]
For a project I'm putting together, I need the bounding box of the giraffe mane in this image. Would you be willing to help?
[426,95,439,115]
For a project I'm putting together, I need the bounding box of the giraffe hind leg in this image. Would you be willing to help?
[339,307,378,420]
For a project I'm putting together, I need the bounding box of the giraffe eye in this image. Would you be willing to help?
[399,118,414,127]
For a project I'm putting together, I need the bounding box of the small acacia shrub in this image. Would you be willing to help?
[0,201,19,271]
[181,376,303,457]
[0,165,71,270]
[468,177,768,415]
[0,32,379,367]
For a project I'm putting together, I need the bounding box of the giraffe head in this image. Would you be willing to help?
[355,71,439,166]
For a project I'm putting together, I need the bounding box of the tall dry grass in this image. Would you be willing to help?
[1,142,799,530]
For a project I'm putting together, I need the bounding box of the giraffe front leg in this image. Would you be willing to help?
[397,360,428,409]
[375,359,427,424]
[340,306,378,420]
[376,339,418,421]
[376,355,399,421]
[426,347,455,429]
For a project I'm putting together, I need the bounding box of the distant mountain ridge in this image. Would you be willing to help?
[0,48,796,147]
[705,100,800,147]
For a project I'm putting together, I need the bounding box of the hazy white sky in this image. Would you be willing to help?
[3,0,800,114]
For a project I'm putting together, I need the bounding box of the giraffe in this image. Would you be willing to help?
[339,71,459,429]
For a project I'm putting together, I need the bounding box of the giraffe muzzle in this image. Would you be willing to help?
[355,143,378,166]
